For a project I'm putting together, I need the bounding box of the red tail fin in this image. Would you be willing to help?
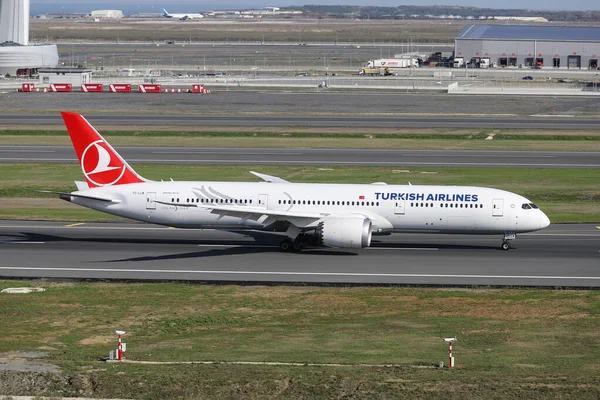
[61,112,145,188]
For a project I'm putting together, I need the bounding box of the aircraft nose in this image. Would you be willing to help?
[539,212,551,229]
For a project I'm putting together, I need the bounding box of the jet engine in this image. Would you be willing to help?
[316,217,372,249]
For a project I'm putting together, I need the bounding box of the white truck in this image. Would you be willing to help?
[366,58,418,69]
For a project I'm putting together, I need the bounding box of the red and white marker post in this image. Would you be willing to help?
[444,337,457,368]
[116,330,127,360]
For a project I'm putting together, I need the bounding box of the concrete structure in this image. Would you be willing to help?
[455,25,600,70]
[0,0,29,45]
[91,10,124,19]
[0,0,58,75]
[0,42,59,75]
[38,68,92,86]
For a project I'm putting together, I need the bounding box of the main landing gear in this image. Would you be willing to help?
[279,238,305,252]
[501,232,516,251]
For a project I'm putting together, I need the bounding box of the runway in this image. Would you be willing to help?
[1,221,598,287]
[0,113,599,130]
[2,146,599,168]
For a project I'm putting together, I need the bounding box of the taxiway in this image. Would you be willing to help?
[1,146,599,168]
[0,221,598,287]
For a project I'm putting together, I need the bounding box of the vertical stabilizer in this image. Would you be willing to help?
[61,112,146,188]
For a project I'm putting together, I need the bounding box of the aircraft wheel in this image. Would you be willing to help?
[501,242,511,251]
[280,239,293,252]
[292,240,304,252]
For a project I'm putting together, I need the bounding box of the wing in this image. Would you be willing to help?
[154,200,328,227]
[250,171,290,184]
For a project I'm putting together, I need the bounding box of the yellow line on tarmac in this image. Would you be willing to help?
[65,222,85,227]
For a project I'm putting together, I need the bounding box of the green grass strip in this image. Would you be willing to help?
[1,129,600,140]
[0,163,598,223]
[0,282,599,398]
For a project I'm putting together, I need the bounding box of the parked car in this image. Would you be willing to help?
[522,76,534,80]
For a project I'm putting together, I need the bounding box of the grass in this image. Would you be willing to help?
[2,128,600,150]
[31,19,462,44]
[0,282,599,398]
[0,163,598,222]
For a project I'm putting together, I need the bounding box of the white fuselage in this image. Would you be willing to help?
[164,12,204,19]
[69,181,549,235]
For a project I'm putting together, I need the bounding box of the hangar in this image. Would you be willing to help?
[455,25,600,70]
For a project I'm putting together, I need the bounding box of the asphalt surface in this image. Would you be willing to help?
[0,221,598,287]
[2,145,599,168]
[0,113,599,129]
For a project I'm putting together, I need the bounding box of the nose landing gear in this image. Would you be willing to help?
[501,232,516,250]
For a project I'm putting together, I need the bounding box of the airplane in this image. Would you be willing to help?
[162,8,204,20]
[45,112,550,252]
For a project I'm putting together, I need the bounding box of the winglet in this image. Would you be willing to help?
[61,112,146,188]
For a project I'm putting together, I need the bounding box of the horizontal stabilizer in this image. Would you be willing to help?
[39,190,119,203]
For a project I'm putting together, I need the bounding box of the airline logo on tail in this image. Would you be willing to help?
[61,112,145,188]
[81,140,126,187]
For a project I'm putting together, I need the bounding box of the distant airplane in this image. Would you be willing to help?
[45,112,550,252]
[162,8,204,20]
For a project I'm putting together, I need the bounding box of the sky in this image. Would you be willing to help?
[30,0,600,14]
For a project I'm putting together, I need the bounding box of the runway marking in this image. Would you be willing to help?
[1,158,598,168]
[193,245,439,251]
[197,244,273,248]
[1,241,45,244]
[153,151,303,156]
[65,222,85,227]
[402,154,557,159]
[522,233,600,237]
[366,247,439,251]
[0,267,599,281]
[0,150,55,153]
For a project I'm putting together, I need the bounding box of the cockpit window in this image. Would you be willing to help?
[521,203,531,210]
[529,203,539,209]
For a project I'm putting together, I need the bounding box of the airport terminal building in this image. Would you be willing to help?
[455,25,600,69]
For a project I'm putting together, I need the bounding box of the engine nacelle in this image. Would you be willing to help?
[316,217,372,249]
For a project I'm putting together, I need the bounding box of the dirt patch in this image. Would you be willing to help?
[420,297,589,320]
[79,336,113,346]
[0,352,59,373]
[231,286,315,299]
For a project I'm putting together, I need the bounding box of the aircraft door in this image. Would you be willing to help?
[492,198,503,217]
[146,192,156,210]
[394,199,405,215]
[258,194,268,209]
